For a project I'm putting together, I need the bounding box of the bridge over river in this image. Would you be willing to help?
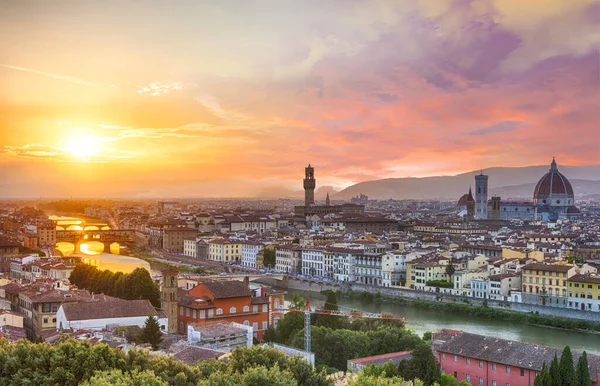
[56,230,136,253]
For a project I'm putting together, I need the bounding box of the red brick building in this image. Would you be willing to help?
[433,329,599,386]
[177,280,284,340]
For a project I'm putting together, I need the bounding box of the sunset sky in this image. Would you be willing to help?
[1,0,599,198]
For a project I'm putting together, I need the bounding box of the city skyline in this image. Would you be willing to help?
[1,0,599,197]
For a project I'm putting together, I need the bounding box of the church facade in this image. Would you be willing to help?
[294,164,364,225]
[457,158,580,222]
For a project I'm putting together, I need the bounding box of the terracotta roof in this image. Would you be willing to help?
[61,298,159,321]
[568,274,600,284]
[173,347,222,365]
[521,263,575,273]
[533,159,574,198]
[349,351,413,366]
[436,331,599,381]
[201,280,251,299]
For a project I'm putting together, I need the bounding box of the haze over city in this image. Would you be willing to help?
[1,0,599,198]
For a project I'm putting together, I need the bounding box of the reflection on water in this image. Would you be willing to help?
[286,290,600,355]
[56,241,149,274]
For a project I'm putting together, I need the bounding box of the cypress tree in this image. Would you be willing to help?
[549,353,560,386]
[140,315,164,350]
[574,351,592,386]
[535,362,551,386]
[559,346,575,386]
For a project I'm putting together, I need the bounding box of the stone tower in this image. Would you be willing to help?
[303,164,315,208]
[325,192,330,206]
[491,196,501,220]
[474,173,489,220]
[161,268,179,334]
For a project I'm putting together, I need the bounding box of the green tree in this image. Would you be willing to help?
[534,362,551,386]
[574,351,592,386]
[272,293,306,344]
[438,373,461,386]
[397,344,440,386]
[362,361,399,378]
[262,249,276,268]
[559,346,575,386]
[445,262,455,277]
[80,369,168,386]
[549,353,560,386]
[315,290,343,329]
[139,316,164,350]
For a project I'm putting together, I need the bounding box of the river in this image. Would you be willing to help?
[285,289,600,355]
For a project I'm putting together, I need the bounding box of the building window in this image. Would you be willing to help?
[479,378,484,386]
[253,322,258,330]
[262,304,268,312]
[454,355,458,363]
[492,381,496,386]
[442,353,445,360]
[185,308,190,317]
[179,306,183,316]
[520,368,525,376]
[216,308,223,315]
[466,375,470,383]
[506,366,510,374]
[200,310,205,319]
[253,305,258,313]
[466,358,470,365]
[262,321,267,330]
[243,320,249,326]
[492,363,496,371]
[243,305,250,313]
[208,309,214,318]
[479,360,483,368]
[193,310,197,318]
[230,307,237,314]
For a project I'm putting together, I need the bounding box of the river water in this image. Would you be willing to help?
[286,289,600,355]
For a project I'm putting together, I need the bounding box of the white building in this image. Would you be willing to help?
[56,298,167,331]
[302,248,326,277]
[241,242,265,269]
[332,250,357,283]
[183,239,197,258]
[208,240,242,262]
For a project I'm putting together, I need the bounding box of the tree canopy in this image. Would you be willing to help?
[0,338,331,386]
[69,265,160,307]
[140,316,164,350]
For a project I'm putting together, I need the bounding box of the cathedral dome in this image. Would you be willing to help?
[533,158,574,204]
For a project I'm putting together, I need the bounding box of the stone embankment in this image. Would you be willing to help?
[285,277,600,323]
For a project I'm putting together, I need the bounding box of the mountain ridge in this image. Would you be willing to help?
[332,164,600,200]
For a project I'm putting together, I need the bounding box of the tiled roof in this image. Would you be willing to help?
[172,346,222,365]
[521,263,575,272]
[349,351,413,366]
[436,331,599,381]
[568,274,600,284]
[202,280,251,299]
[61,298,159,321]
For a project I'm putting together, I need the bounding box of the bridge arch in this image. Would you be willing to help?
[65,224,83,231]
[84,225,100,231]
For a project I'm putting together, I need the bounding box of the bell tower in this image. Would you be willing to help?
[161,268,179,334]
[303,164,315,208]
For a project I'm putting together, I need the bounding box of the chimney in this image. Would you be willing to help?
[243,276,249,289]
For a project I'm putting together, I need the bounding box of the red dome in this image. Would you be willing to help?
[533,158,574,200]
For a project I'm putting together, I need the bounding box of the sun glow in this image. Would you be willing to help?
[63,133,101,159]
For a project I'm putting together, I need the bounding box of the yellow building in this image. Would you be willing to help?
[208,240,242,262]
[567,274,600,312]
[502,248,544,261]
[521,263,576,299]
[406,257,449,289]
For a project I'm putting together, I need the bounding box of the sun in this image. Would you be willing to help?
[63,134,101,159]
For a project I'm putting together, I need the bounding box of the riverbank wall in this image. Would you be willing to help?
[286,277,600,323]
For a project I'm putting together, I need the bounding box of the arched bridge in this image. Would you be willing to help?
[56,230,135,253]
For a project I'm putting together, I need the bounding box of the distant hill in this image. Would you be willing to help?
[333,165,600,200]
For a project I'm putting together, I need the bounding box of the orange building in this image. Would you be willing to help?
[177,279,285,340]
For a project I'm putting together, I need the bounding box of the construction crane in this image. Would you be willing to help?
[283,298,406,353]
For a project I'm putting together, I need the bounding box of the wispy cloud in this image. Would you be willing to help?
[0,64,99,87]
[468,121,523,136]
[137,82,197,96]
[3,144,63,159]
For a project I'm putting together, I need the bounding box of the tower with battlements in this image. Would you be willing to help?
[303,164,315,208]
[161,268,179,334]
